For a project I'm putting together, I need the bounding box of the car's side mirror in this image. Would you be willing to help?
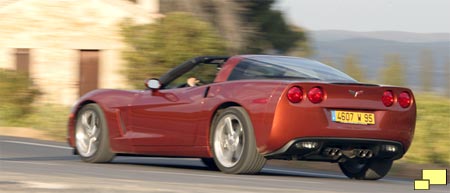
[145,79,162,90]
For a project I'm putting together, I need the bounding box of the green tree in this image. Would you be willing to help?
[343,54,365,82]
[380,54,406,86]
[286,26,313,57]
[121,12,227,89]
[238,1,308,54]
[420,50,434,92]
[159,0,310,55]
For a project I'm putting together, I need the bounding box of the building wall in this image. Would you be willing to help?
[0,0,158,105]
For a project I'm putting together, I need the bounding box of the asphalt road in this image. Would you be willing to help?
[0,136,447,193]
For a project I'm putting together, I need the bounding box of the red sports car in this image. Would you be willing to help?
[67,55,416,180]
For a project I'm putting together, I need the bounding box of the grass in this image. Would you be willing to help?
[0,94,449,165]
[0,104,70,141]
[403,94,450,165]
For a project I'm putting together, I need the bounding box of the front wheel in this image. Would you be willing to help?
[339,159,393,180]
[75,103,115,163]
[210,107,266,174]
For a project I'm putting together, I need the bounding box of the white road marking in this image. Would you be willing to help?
[23,181,70,189]
[1,160,63,166]
[0,140,72,150]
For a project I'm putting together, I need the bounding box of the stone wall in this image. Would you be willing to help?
[0,0,158,105]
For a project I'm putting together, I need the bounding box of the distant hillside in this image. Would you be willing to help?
[309,30,450,93]
[311,30,450,43]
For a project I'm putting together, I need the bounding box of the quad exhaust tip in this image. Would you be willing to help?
[324,148,342,157]
[353,149,373,158]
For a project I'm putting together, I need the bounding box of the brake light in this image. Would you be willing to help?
[308,87,324,103]
[382,90,394,107]
[398,92,412,108]
[287,86,303,103]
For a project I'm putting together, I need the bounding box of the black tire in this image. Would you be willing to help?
[339,159,393,180]
[75,103,115,163]
[201,158,219,170]
[210,107,266,174]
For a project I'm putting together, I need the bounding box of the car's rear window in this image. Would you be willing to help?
[228,56,356,82]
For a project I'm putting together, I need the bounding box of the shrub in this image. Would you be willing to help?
[0,69,40,123]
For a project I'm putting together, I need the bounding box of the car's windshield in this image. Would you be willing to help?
[228,56,357,82]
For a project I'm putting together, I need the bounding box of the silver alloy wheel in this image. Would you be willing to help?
[76,110,100,157]
[213,114,245,168]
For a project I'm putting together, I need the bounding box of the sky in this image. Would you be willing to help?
[276,0,450,33]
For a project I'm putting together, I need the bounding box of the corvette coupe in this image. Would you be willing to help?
[67,55,416,180]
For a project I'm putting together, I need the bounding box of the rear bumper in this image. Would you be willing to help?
[264,137,404,162]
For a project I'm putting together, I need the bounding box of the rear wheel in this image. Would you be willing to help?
[339,159,393,180]
[75,103,115,163]
[211,107,266,174]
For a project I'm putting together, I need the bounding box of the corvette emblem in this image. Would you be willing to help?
[349,90,364,97]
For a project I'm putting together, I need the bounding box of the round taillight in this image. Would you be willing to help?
[382,90,394,107]
[398,92,412,108]
[308,87,324,104]
[287,86,303,103]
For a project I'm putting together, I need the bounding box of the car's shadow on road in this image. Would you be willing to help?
[110,157,345,180]
[112,157,214,172]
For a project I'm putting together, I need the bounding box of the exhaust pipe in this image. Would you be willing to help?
[353,149,373,158]
[353,149,362,157]
[364,149,373,158]
[324,148,342,157]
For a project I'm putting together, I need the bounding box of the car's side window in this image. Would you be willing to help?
[165,63,220,88]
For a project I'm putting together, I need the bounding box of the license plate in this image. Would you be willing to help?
[331,110,375,125]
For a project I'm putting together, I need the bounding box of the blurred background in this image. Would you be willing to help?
[0,0,449,169]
